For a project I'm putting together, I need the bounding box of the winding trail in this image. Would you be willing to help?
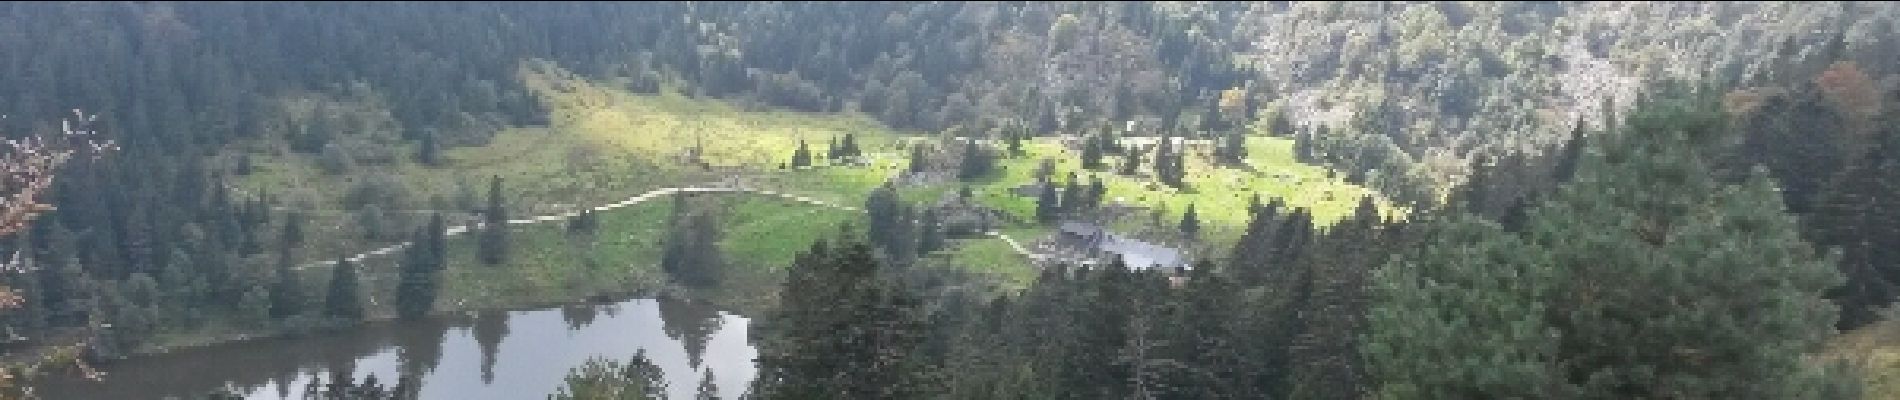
[293,184,1040,271]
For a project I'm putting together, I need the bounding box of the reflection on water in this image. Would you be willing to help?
[36,298,755,400]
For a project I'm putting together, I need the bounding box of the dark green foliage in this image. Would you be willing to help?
[1119,145,1144,176]
[750,232,935,399]
[661,196,727,288]
[957,141,995,182]
[568,210,601,236]
[1179,203,1200,241]
[1216,128,1247,164]
[1367,99,1855,398]
[417,130,442,167]
[1153,137,1186,188]
[268,248,307,319]
[550,351,669,400]
[479,175,509,265]
[1080,136,1105,170]
[791,140,813,168]
[838,133,863,160]
[397,217,447,320]
[1035,182,1061,224]
[238,284,272,328]
[325,257,364,321]
[908,143,928,174]
[917,208,945,255]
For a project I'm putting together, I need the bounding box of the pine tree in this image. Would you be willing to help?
[1081,136,1105,170]
[397,227,441,320]
[282,211,305,249]
[1006,130,1024,156]
[750,233,935,399]
[1179,203,1200,241]
[1117,145,1142,177]
[916,208,944,255]
[828,136,842,161]
[417,130,441,167]
[1059,173,1083,215]
[791,140,813,168]
[1218,128,1247,164]
[1036,182,1060,224]
[697,369,721,400]
[908,142,928,174]
[238,284,272,328]
[479,175,509,265]
[325,257,364,322]
[958,141,993,181]
[840,133,862,159]
[1088,175,1107,210]
[268,247,306,319]
[1367,99,1856,398]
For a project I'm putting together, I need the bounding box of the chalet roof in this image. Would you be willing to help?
[1101,236,1184,270]
[1058,221,1104,238]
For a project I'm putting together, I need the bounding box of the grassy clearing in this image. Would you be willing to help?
[1822,321,1900,397]
[927,237,1039,290]
[951,136,1393,254]
[229,59,1379,315]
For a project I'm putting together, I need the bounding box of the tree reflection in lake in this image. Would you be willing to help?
[657,297,723,369]
[35,298,756,399]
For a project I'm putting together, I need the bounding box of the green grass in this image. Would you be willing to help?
[927,237,1039,290]
[1823,320,1900,398]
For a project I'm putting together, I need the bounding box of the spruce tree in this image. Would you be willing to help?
[325,257,364,322]
[1367,99,1856,398]
[1219,128,1247,164]
[908,142,928,174]
[238,284,272,328]
[840,133,861,159]
[750,232,935,399]
[479,175,509,265]
[1120,145,1144,176]
[1179,203,1200,241]
[791,140,813,168]
[916,208,944,255]
[268,247,306,319]
[1081,136,1105,170]
[1036,182,1061,224]
[397,227,441,320]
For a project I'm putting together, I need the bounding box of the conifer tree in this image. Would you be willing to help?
[479,175,509,265]
[1179,203,1200,241]
[791,139,813,168]
[268,247,306,319]
[1367,99,1855,398]
[1036,182,1061,224]
[1081,136,1105,170]
[750,232,935,399]
[325,257,364,322]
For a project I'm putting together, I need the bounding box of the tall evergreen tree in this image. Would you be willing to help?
[1036,182,1061,224]
[325,257,364,322]
[750,233,935,399]
[1179,203,1200,241]
[1081,136,1105,170]
[1120,146,1144,176]
[916,208,944,255]
[268,248,306,320]
[1367,99,1856,398]
[479,175,509,265]
[397,226,442,320]
[791,139,813,168]
[908,142,928,174]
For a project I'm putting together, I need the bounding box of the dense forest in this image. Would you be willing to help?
[0,1,1898,399]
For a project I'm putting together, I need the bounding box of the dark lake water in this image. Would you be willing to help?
[36,297,756,399]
